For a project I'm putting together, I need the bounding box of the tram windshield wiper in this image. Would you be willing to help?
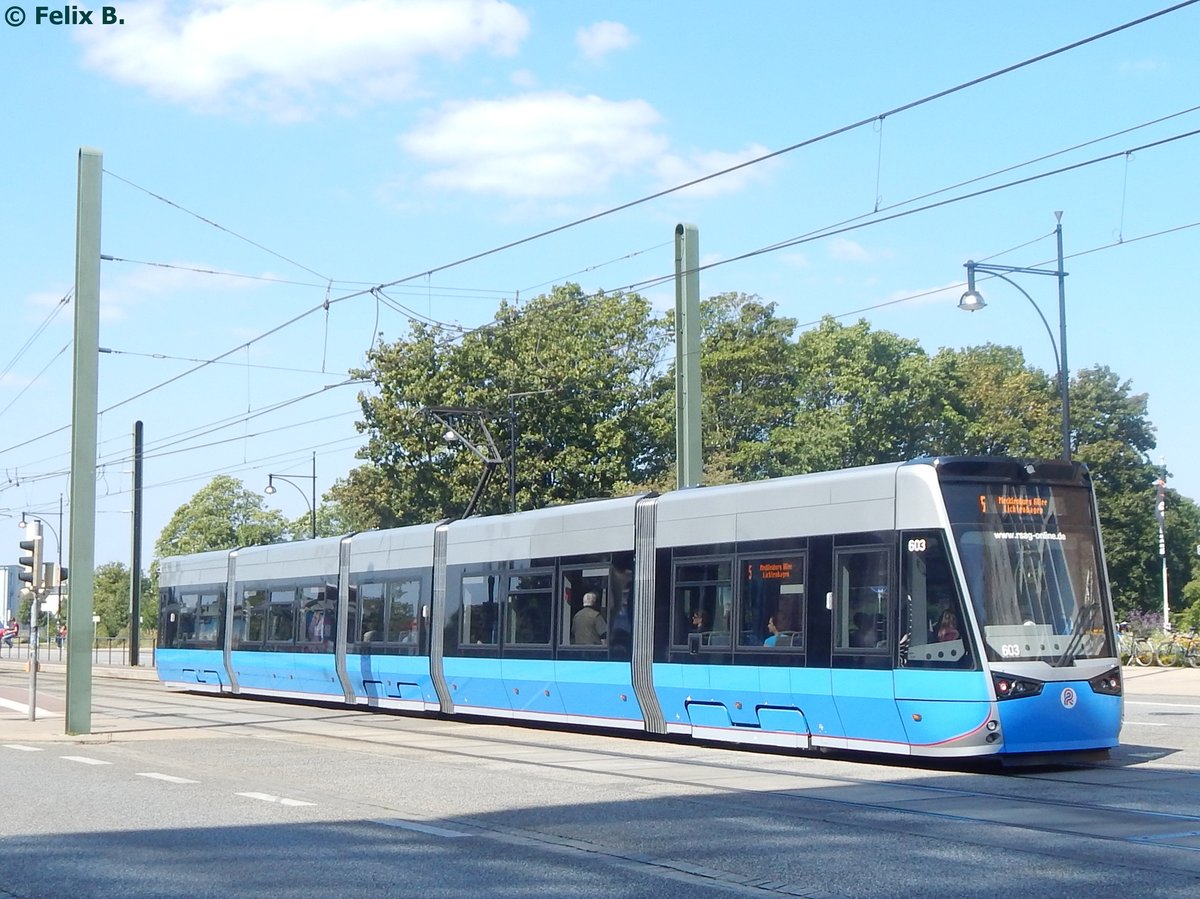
[1053,571,1096,668]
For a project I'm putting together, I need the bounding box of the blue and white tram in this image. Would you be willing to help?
[156,456,1123,761]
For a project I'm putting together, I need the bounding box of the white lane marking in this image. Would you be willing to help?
[0,697,56,716]
[3,744,44,752]
[61,756,111,765]
[1125,700,1200,711]
[137,772,199,784]
[236,791,315,807]
[372,818,473,839]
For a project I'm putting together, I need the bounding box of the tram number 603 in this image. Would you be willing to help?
[1000,644,1022,658]
[907,538,927,553]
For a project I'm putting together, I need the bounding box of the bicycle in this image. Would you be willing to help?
[1154,628,1200,668]
[1118,622,1155,667]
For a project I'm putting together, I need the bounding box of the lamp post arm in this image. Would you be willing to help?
[267,475,316,539]
[977,270,1062,377]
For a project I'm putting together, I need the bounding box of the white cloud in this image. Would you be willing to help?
[99,259,268,323]
[75,0,530,119]
[509,68,537,88]
[399,91,668,198]
[654,143,775,198]
[827,237,873,263]
[1119,58,1165,75]
[576,21,634,62]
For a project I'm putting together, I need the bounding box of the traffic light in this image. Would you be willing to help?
[18,521,43,591]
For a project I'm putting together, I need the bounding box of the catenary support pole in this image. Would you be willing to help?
[66,147,102,735]
[129,420,143,665]
[674,223,702,490]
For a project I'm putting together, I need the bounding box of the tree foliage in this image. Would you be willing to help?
[154,474,289,558]
[90,561,153,638]
[344,284,667,524]
[151,286,1198,624]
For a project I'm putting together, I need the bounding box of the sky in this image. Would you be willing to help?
[2,0,1198,571]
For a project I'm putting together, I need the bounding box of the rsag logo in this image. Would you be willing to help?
[1060,687,1078,709]
[5,5,126,26]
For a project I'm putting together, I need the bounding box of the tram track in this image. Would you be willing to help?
[77,679,1200,873]
[10,672,1200,894]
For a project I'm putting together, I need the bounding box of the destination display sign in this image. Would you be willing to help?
[978,494,1049,516]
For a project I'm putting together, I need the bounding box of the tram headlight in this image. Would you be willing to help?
[992,672,1044,701]
[1087,667,1122,696]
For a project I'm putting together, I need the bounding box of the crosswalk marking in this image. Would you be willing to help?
[3,744,43,752]
[61,755,111,765]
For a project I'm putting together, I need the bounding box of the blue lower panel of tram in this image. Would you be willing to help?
[831,669,910,749]
[553,660,642,726]
[443,657,641,725]
[348,654,436,705]
[994,681,1122,753]
[895,670,995,751]
[653,664,838,743]
[156,648,227,689]
[230,651,343,697]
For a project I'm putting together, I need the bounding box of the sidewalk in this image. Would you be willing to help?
[1120,663,1200,698]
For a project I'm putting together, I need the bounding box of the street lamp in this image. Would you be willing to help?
[423,407,503,519]
[959,212,1070,461]
[264,452,317,539]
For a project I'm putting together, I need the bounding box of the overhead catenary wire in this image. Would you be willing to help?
[3,120,1196,487]
[103,170,334,283]
[6,3,1198,511]
[360,0,1200,297]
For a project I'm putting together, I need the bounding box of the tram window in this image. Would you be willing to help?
[267,589,296,644]
[833,547,890,653]
[358,583,385,643]
[175,592,200,644]
[901,531,972,668]
[300,585,334,647]
[346,585,359,649]
[673,560,733,649]
[158,590,178,648]
[196,592,223,644]
[385,579,421,645]
[462,574,500,646]
[241,589,268,645]
[739,555,805,649]
[562,566,611,648]
[506,573,552,646]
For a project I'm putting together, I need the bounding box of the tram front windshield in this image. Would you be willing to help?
[942,480,1115,665]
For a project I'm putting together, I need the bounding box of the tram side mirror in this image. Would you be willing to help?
[688,632,701,655]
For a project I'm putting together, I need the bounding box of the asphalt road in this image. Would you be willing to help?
[1,663,1198,898]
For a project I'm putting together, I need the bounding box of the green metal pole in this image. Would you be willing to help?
[66,147,102,735]
[129,420,143,665]
[674,223,702,490]
[1054,212,1070,462]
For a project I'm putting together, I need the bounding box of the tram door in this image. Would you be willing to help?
[829,544,908,746]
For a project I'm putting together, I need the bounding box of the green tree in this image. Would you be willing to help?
[155,475,289,558]
[330,281,1189,628]
[692,294,801,483]
[933,343,1058,458]
[93,561,129,638]
[1068,366,1161,616]
[345,284,667,523]
[783,317,950,469]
